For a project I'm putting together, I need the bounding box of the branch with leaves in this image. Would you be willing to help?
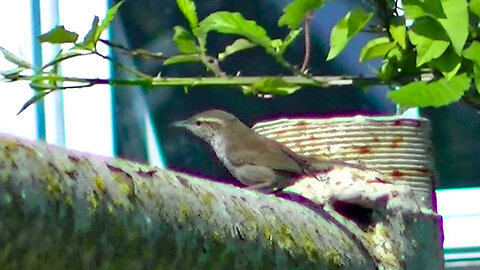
[1,0,480,113]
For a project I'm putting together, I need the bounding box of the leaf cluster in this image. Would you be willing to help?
[2,0,480,112]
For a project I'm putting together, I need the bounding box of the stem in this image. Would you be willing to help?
[200,55,226,77]
[300,12,313,73]
[99,39,167,60]
[94,51,152,79]
[8,74,387,88]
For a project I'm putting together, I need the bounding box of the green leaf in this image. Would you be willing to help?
[470,0,480,18]
[463,41,480,66]
[17,91,50,115]
[163,54,201,65]
[0,67,26,77]
[387,73,471,107]
[97,0,124,40]
[408,18,450,66]
[463,42,480,92]
[473,65,480,94]
[38,26,78,44]
[430,47,461,80]
[76,1,123,50]
[176,0,198,31]
[0,46,33,68]
[389,18,406,49]
[218,39,256,60]
[245,77,301,95]
[436,0,468,55]
[173,26,199,54]
[326,8,373,61]
[198,11,272,49]
[278,0,323,29]
[403,0,444,19]
[359,37,396,62]
[281,28,303,53]
[77,16,99,50]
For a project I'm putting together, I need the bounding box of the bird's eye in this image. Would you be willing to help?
[195,121,201,126]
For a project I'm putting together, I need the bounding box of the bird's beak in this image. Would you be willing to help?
[171,120,188,128]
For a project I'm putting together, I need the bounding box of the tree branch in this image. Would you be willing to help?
[0,133,377,269]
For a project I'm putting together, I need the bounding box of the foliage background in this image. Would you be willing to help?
[103,0,478,188]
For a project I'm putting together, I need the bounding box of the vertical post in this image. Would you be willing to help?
[30,0,46,140]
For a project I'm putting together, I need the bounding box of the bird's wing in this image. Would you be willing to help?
[226,131,303,173]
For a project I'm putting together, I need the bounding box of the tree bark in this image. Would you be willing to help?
[0,130,443,269]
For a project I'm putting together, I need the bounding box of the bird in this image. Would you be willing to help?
[173,110,370,192]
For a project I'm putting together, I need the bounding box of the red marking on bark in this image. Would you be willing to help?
[107,164,124,173]
[372,137,380,143]
[66,170,78,180]
[136,169,156,178]
[177,176,190,187]
[68,155,80,163]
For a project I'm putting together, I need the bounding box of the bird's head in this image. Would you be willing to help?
[173,110,239,144]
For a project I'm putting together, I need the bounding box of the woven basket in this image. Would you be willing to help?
[252,115,436,209]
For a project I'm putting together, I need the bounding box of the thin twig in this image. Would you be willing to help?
[99,39,168,60]
[94,51,152,79]
[203,55,226,77]
[300,11,313,73]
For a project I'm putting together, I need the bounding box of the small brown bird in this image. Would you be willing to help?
[174,110,366,192]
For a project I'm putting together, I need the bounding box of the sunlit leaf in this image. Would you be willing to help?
[176,0,198,31]
[326,8,373,60]
[96,0,124,40]
[463,41,480,66]
[436,0,468,55]
[38,26,78,44]
[430,47,461,80]
[0,67,26,77]
[278,0,323,29]
[77,16,99,50]
[470,0,480,18]
[218,39,256,60]
[76,1,123,50]
[244,77,301,95]
[387,73,471,107]
[173,26,199,54]
[0,46,33,68]
[408,18,450,66]
[198,11,272,49]
[389,18,406,49]
[473,65,480,94]
[403,0,444,19]
[163,54,201,65]
[279,28,303,53]
[359,37,396,62]
[17,91,50,115]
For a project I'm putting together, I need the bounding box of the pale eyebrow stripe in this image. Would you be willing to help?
[197,117,224,124]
